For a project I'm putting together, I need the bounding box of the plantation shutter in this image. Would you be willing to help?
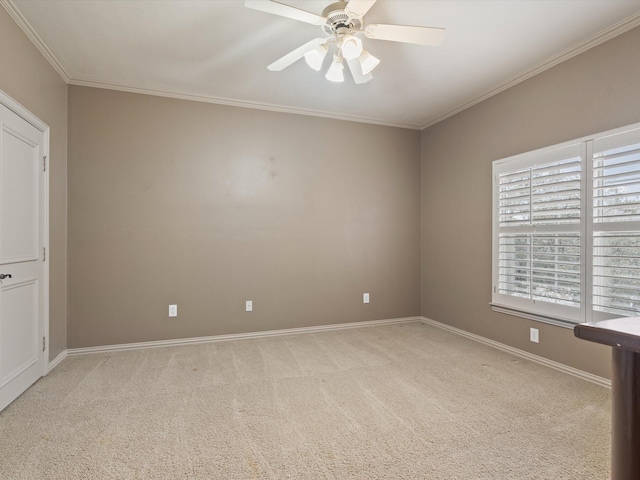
[592,128,640,320]
[494,144,583,322]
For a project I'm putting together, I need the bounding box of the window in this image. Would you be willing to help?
[492,124,640,327]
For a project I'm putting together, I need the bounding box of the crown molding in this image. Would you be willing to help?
[67,76,421,130]
[1,0,71,83]
[419,10,640,130]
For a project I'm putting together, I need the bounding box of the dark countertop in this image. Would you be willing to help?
[575,317,640,353]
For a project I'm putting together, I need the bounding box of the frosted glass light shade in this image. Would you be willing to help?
[325,56,345,82]
[304,45,328,71]
[359,50,380,75]
[340,35,363,60]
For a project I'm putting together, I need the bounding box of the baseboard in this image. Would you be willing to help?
[47,316,610,390]
[421,317,611,389]
[66,316,423,356]
[47,349,68,373]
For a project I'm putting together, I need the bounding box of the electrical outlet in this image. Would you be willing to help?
[169,304,177,317]
[363,293,370,304]
[246,300,253,312]
[530,327,539,343]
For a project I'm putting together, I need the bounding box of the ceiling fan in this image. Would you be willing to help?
[245,0,445,84]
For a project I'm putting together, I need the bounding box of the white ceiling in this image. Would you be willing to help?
[5,0,640,129]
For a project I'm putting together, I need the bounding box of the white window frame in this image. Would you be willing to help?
[492,121,640,328]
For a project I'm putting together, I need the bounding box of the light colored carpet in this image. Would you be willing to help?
[0,322,610,479]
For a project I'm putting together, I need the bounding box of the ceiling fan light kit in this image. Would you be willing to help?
[245,0,445,85]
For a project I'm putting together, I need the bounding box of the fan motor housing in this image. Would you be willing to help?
[321,1,362,35]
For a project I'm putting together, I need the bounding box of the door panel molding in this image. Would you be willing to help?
[0,128,40,263]
[0,279,39,387]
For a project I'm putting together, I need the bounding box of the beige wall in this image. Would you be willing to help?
[0,8,68,361]
[421,25,640,379]
[67,86,421,348]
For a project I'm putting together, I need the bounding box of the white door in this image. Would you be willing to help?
[0,101,45,412]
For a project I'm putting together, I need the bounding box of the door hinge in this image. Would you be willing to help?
[43,156,47,172]
[43,247,46,262]
[43,336,46,352]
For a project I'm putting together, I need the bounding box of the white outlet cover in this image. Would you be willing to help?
[363,293,370,304]
[246,300,253,312]
[169,304,177,317]
[530,328,539,343]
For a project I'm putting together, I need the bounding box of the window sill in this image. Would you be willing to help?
[490,303,578,329]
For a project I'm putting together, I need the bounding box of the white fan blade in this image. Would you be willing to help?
[364,24,445,46]
[267,38,327,71]
[344,0,377,18]
[245,1,325,25]
[346,58,372,84]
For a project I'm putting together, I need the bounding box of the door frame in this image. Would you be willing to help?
[0,89,50,375]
